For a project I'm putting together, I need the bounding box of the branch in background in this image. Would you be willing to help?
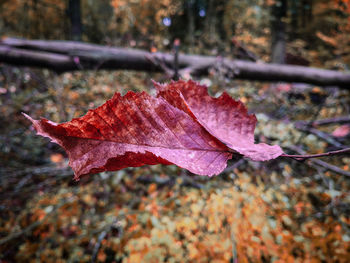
[312,159,350,178]
[293,94,326,146]
[295,124,345,148]
[145,53,173,78]
[223,158,245,173]
[91,231,108,263]
[231,37,258,62]
[296,116,350,127]
[0,200,73,246]
[1,38,350,87]
[0,165,73,178]
[0,220,44,246]
[0,166,74,202]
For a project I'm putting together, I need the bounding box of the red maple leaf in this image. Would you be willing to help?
[24,80,283,179]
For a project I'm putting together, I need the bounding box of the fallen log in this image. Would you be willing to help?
[1,38,350,88]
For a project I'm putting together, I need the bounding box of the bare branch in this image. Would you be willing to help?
[295,125,345,148]
[281,147,350,161]
[296,116,350,127]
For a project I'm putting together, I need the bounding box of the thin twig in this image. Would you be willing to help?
[296,124,345,148]
[91,231,108,263]
[145,54,174,78]
[0,165,73,178]
[223,158,245,173]
[296,116,350,127]
[0,220,43,246]
[307,158,350,177]
[294,97,325,145]
[281,147,350,161]
[283,146,350,177]
[0,200,73,246]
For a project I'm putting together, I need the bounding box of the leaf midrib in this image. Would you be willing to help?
[64,134,230,153]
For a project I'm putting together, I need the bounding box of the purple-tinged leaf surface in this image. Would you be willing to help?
[156,80,284,161]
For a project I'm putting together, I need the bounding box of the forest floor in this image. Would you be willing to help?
[0,68,350,262]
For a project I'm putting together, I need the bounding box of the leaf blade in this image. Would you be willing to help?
[24,90,231,179]
[156,80,284,161]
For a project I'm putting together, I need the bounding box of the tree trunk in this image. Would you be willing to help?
[271,0,287,64]
[301,0,313,27]
[68,0,82,41]
[186,0,195,52]
[290,0,299,38]
[204,0,216,44]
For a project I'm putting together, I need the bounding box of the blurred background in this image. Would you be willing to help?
[0,0,350,262]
